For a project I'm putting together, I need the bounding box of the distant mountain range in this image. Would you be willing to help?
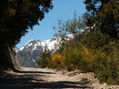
[16,34,73,67]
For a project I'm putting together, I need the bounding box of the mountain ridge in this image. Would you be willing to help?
[16,34,73,67]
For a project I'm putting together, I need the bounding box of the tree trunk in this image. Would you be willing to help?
[0,43,19,71]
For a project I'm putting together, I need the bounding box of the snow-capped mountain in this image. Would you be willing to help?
[16,35,73,67]
[16,37,59,67]
[19,37,59,54]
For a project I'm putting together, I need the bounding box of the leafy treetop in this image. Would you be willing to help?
[0,0,53,46]
[84,0,119,37]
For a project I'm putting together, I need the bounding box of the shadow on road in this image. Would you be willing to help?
[0,71,93,89]
[16,70,56,74]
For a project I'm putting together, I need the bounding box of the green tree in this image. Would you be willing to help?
[80,30,109,49]
[37,46,51,68]
[53,12,87,48]
[0,0,53,46]
[84,0,119,37]
[0,0,53,70]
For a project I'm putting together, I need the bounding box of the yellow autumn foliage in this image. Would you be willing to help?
[80,43,95,63]
[52,53,64,66]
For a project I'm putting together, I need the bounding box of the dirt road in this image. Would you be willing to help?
[0,67,119,89]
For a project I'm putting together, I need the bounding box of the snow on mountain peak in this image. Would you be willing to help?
[16,34,74,67]
[18,34,73,52]
[19,40,41,51]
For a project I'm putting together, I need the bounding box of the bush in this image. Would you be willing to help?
[51,53,64,67]
[37,30,119,85]
[37,47,51,68]
[53,35,119,84]
[62,44,82,70]
[93,51,119,85]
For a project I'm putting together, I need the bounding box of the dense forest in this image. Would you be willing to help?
[37,0,119,85]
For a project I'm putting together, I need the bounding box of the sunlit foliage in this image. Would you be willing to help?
[51,53,64,67]
[37,1,119,85]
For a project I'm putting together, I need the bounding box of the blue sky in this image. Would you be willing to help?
[16,0,86,48]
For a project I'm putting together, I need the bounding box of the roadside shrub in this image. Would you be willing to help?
[37,47,51,68]
[51,53,64,68]
[37,30,119,85]
[54,38,119,84]
[93,51,119,85]
[62,45,82,70]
